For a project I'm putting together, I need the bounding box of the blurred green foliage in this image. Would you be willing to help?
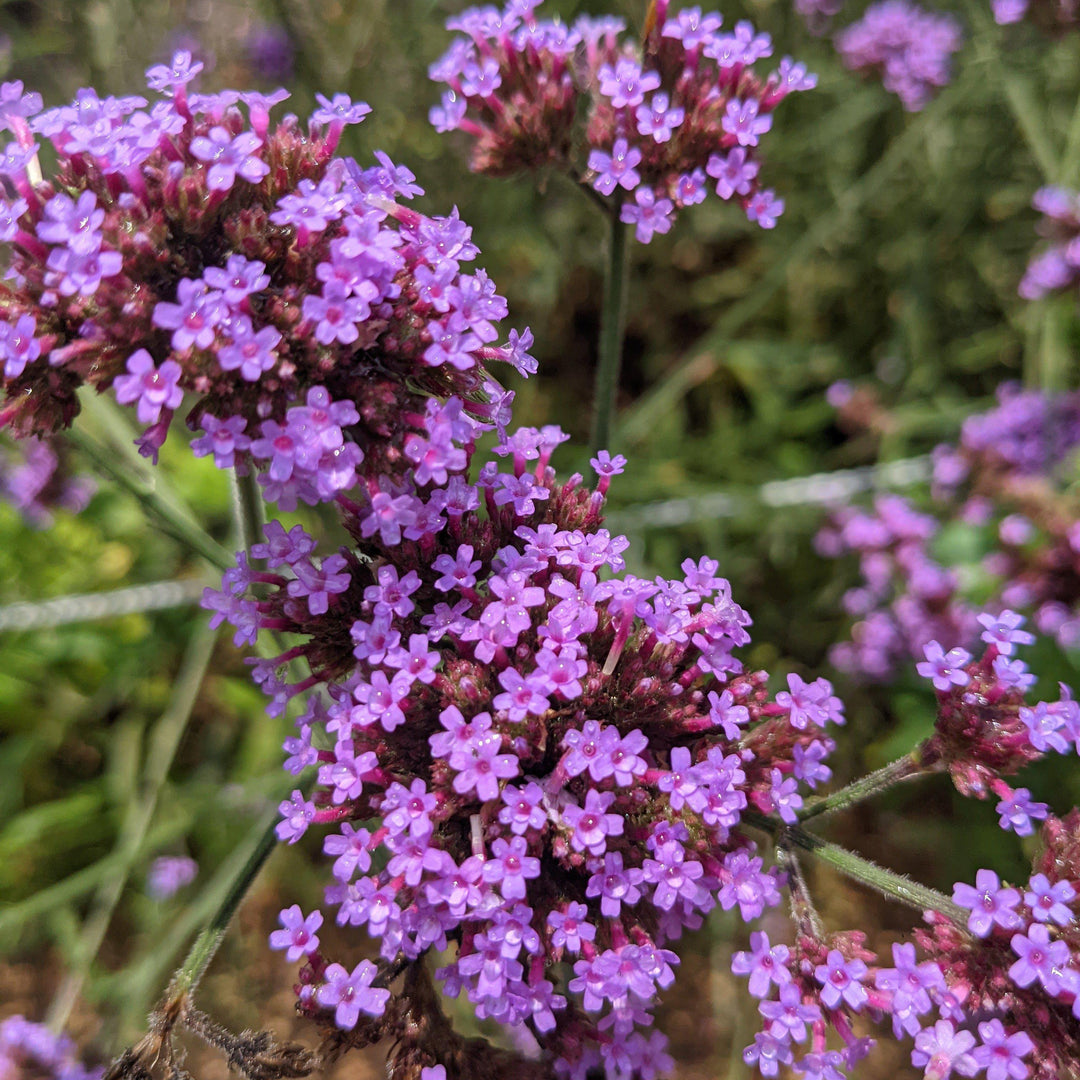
[2,0,1080,1067]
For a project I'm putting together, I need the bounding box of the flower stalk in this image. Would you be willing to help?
[590,204,630,458]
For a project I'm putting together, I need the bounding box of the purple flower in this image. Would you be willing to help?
[911,1020,978,1079]
[482,836,541,899]
[973,1019,1034,1080]
[730,928,790,993]
[547,901,596,953]
[146,50,203,92]
[561,720,618,782]
[189,127,269,191]
[113,350,184,424]
[813,950,868,1011]
[620,187,674,244]
[835,1,962,112]
[0,313,41,378]
[146,855,197,899]
[996,787,1049,836]
[217,317,281,381]
[315,960,390,1028]
[597,59,660,109]
[312,93,372,127]
[1024,872,1075,926]
[276,789,315,843]
[722,98,772,147]
[745,189,784,229]
[203,254,270,307]
[586,851,644,917]
[562,788,624,856]
[635,92,684,143]
[269,904,323,962]
[916,640,972,691]
[588,138,642,197]
[152,278,227,352]
[1009,922,1072,992]
[952,869,1024,937]
[707,147,760,200]
[451,732,519,801]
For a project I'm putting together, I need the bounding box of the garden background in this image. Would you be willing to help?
[1,0,1078,1075]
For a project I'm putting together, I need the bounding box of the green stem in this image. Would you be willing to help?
[229,469,266,555]
[744,811,964,921]
[590,205,630,458]
[66,424,232,572]
[167,810,282,998]
[1059,86,1080,185]
[797,746,930,822]
[47,623,218,1032]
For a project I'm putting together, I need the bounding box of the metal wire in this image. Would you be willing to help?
[0,578,207,632]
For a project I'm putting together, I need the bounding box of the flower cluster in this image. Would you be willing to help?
[1019,187,1080,300]
[834,0,962,111]
[0,64,533,506]
[203,402,856,1077]
[0,1015,102,1080]
[991,0,1080,29]
[910,810,1080,1080]
[731,622,1080,1080]
[0,434,94,528]
[429,0,816,240]
[818,384,1080,681]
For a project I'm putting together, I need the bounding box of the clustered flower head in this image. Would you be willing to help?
[834,0,962,111]
[429,0,816,240]
[0,434,94,528]
[911,807,1080,1080]
[1019,187,1080,300]
[818,384,1080,680]
[729,622,1080,1080]
[203,403,859,1078]
[0,1015,102,1080]
[0,64,533,506]
[991,0,1080,30]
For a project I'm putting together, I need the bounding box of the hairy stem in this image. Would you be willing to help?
[797,745,932,822]
[590,204,630,458]
[745,811,965,922]
[67,418,232,572]
[167,807,283,1000]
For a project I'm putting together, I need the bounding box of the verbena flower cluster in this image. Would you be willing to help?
[991,0,1080,28]
[733,617,1080,1080]
[429,0,816,240]
[205,403,861,1077]
[202,401,1080,1078]
[0,65,533,506]
[818,383,1080,681]
[834,0,963,111]
[0,433,94,528]
[1019,187,1080,300]
[0,1016,102,1080]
